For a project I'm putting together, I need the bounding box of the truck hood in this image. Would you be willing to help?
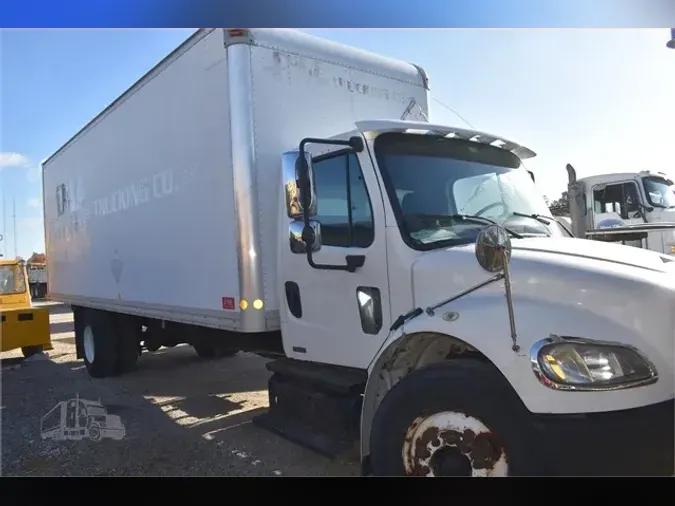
[648,207,675,223]
[512,237,675,274]
[411,236,675,313]
[410,236,675,415]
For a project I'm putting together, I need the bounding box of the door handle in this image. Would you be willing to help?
[345,255,366,273]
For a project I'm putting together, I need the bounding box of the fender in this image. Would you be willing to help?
[360,291,672,462]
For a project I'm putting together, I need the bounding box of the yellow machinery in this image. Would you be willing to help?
[0,259,52,357]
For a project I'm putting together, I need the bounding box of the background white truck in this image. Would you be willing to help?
[27,262,48,299]
[563,165,675,253]
[43,28,674,476]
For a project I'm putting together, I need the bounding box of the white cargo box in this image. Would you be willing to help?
[43,28,428,333]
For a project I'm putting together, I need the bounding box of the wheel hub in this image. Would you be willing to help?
[402,411,508,477]
[428,446,472,476]
[83,325,95,363]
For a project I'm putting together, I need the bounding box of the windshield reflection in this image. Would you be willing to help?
[642,176,675,209]
[0,264,27,296]
[374,132,560,250]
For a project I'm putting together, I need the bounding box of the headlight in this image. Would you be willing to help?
[668,243,675,255]
[530,336,658,391]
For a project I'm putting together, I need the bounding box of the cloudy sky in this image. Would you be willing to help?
[1,28,673,258]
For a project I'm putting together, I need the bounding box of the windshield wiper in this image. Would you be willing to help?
[509,212,556,236]
[450,214,524,238]
[404,213,524,238]
[511,212,555,226]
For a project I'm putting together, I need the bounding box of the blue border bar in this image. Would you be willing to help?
[3,0,675,28]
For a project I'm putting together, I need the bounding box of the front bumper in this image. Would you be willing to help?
[531,399,674,476]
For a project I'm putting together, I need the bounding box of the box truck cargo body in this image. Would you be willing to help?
[43,28,427,336]
[43,29,674,477]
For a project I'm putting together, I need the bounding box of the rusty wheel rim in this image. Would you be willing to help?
[402,411,508,476]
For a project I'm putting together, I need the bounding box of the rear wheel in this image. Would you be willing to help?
[81,311,119,378]
[369,360,535,477]
[114,315,140,374]
[21,345,44,358]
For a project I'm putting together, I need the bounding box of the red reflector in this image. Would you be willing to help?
[228,29,245,37]
[222,297,235,310]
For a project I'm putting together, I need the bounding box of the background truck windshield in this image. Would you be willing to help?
[642,176,675,209]
[374,132,558,250]
[0,264,27,296]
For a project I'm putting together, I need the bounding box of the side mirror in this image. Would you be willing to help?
[289,220,322,254]
[290,135,366,274]
[283,151,316,220]
[475,224,520,352]
[475,224,512,273]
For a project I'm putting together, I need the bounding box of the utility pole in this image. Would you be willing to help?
[1,190,5,258]
[667,28,675,49]
[13,197,17,258]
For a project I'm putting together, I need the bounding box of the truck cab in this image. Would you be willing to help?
[567,166,675,254]
[0,259,32,310]
[264,119,675,476]
[277,120,568,369]
[0,259,52,357]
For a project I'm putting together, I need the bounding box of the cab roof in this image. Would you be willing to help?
[355,119,537,160]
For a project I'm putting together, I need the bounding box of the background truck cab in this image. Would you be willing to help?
[566,165,675,253]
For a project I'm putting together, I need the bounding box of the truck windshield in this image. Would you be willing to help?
[374,132,558,250]
[0,264,27,296]
[642,176,675,209]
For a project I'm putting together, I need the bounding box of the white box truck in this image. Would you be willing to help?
[27,262,48,299]
[43,28,674,476]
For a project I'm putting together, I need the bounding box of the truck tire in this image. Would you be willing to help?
[369,360,535,477]
[81,311,119,378]
[21,345,44,358]
[193,343,238,359]
[88,423,102,442]
[114,315,140,374]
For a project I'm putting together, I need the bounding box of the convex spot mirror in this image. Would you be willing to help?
[475,224,512,273]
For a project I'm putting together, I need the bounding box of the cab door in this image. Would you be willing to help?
[279,147,391,369]
[591,180,644,228]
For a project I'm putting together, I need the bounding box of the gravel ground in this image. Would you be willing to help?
[1,303,359,476]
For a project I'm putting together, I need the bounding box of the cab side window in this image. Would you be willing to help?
[593,182,640,219]
[312,152,374,248]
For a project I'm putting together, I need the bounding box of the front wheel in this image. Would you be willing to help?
[88,423,102,442]
[22,345,44,358]
[369,360,535,477]
[193,343,238,359]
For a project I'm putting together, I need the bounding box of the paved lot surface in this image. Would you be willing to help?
[1,303,359,476]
